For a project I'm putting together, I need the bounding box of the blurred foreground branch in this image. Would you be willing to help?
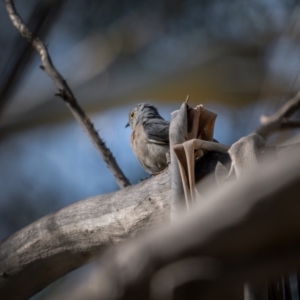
[59,143,300,300]
[4,0,130,189]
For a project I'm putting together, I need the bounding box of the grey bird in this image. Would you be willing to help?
[126,103,170,174]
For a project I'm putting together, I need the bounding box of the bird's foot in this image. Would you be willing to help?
[138,174,153,182]
[152,167,168,176]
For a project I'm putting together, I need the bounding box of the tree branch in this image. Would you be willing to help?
[4,0,130,189]
[280,119,300,130]
[256,91,300,139]
[0,171,169,300]
[0,0,65,117]
[0,152,228,300]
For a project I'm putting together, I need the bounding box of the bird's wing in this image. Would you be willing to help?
[143,119,169,145]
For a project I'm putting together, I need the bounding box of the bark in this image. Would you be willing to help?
[0,172,169,300]
[0,152,228,300]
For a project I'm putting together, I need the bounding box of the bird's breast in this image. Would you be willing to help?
[131,125,169,174]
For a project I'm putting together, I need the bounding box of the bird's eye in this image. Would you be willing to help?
[130,111,135,119]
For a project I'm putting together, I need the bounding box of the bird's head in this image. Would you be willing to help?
[125,103,162,129]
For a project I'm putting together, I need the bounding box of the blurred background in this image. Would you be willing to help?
[1,0,300,298]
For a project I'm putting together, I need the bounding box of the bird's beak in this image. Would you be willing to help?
[125,122,129,128]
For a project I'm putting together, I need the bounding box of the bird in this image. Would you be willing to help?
[126,103,170,174]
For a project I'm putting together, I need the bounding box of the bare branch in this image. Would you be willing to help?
[280,119,300,130]
[4,0,130,188]
[255,91,300,139]
[0,0,65,116]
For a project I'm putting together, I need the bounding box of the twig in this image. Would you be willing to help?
[0,0,65,118]
[4,0,130,188]
[280,119,300,130]
[255,91,300,139]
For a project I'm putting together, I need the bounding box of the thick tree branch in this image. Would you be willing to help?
[0,152,228,300]
[4,0,130,189]
[0,171,170,300]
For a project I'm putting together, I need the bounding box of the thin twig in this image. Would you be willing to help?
[4,0,130,188]
[256,91,300,139]
[0,0,65,118]
[280,119,300,130]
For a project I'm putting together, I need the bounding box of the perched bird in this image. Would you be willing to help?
[126,103,170,174]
